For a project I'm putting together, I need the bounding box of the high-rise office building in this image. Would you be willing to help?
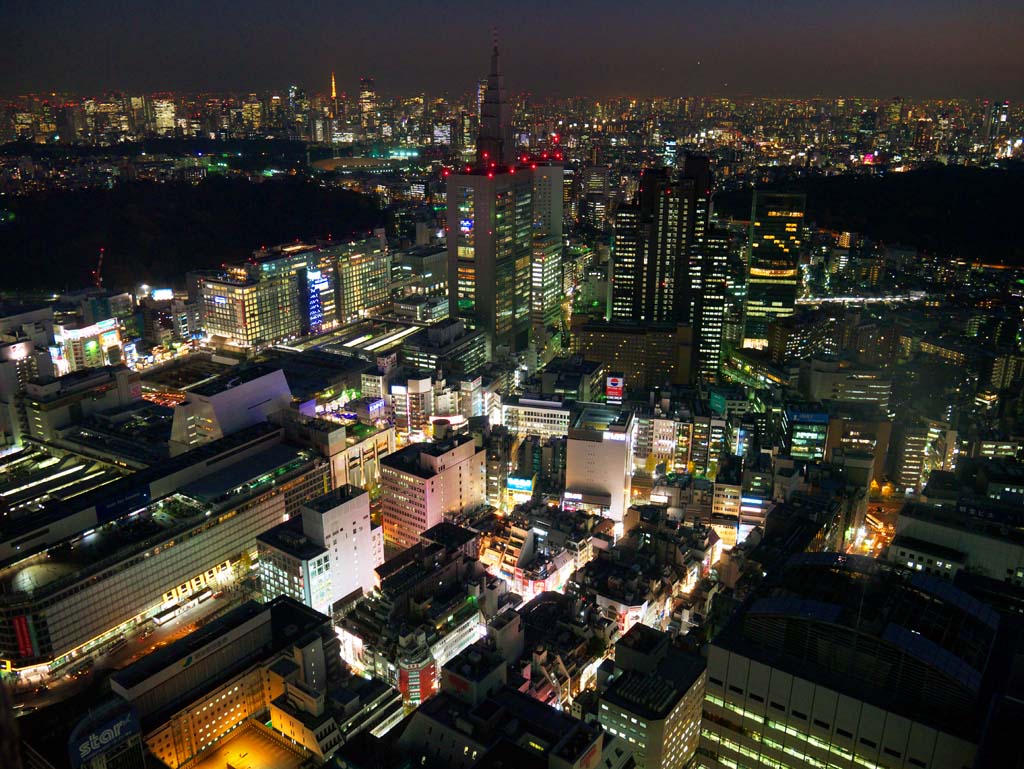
[599,624,705,769]
[983,99,1010,141]
[447,168,534,356]
[199,266,302,348]
[697,228,729,381]
[447,44,535,356]
[610,158,711,328]
[531,162,565,338]
[531,234,563,334]
[742,191,805,349]
[583,165,611,229]
[564,404,635,529]
[331,237,391,323]
[359,76,376,136]
[531,162,564,239]
[153,99,176,135]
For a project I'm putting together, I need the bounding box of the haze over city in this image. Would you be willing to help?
[2,0,1023,97]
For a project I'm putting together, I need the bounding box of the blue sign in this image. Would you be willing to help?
[69,710,140,768]
[460,218,474,233]
[786,410,829,424]
[96,485,151,523]
[507,476,534,493]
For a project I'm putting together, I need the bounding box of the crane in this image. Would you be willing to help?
[91,247,104,289]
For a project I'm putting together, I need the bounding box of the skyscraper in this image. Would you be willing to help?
[697,228,729,381]
[609,157,711,327]
[359,76,376,137]
[446,165,534,356]
[447,44,535,356]
[742,191,805,350]
[530,162,565,339]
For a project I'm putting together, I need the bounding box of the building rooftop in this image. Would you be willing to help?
[111,596,327,692]
[902,499,1024,545]
[259,348,370,400]
[715,552,1002,739]
[187,363,285,398]
[0,492,206,596]
[572,403,630,432]
[890,534,965,563]
[0,422,283,563]
[380,436,476,479]
[421,521,478,552]
[413,686,600,763]
[617,621,668,658]
[303,484,367,514]
[443,643,506,685]
[140,354,237,392]
[257,517,328,561]
[603,667,691,721]
[179,444,308,504]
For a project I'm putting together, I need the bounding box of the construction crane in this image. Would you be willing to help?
[91,247,104,289]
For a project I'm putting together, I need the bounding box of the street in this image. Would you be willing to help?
[11,590,247,712]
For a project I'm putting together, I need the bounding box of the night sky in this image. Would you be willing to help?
[1,0,1022,98]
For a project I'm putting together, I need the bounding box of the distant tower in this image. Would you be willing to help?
[359,76,377,137]
[448,41,534,356]
[476,35,515,167]
[330,71,338,119]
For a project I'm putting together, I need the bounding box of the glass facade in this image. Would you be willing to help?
[743,192,806,349]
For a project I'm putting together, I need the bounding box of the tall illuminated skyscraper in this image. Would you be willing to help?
[359,76,376,136]
[609,157,711,326]
[697,228,729,381]
[742,191,805,349]
[153,99,176,135]
[447,44,535,357]
[446,166,533,356]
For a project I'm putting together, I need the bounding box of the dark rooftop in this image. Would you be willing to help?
[187,363,285,398]
[303,483,367,514]
[257,517,327,561]
[421,521,478,552]
[890,534,965,564]
[714,552,1003,739]
[179,443,306,503]
[111,596,328,692]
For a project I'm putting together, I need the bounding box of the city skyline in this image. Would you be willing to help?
[2,0,1024,98]
[3,12,1024,769]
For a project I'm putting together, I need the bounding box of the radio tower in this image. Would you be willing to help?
[330,71,338,119]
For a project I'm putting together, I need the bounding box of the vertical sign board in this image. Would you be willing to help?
[606,374,624,405]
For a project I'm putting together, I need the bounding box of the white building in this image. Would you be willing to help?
[501,396,574,440]
[169,365,292,456]
[302,485,380,605]
[564,404,635,528]
[381,435,486,550]
[259,485,384,614]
